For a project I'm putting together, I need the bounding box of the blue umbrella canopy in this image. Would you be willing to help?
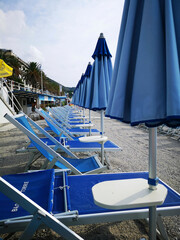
[82,63,92,108]
[78,74,85,107]
[71,82,78,105]
[85,33,113,110]
[106,0,180,128]
[105,1,180,238]
[72,75,84,107]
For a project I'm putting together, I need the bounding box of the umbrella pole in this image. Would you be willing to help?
[101,110,104,165]
[148,127,158,240]
[148,127,157,190]
[149,206,157,240]
[89,110,91,136]
[83,109,85,124]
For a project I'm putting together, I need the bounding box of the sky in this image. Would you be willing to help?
[0,0,125,87]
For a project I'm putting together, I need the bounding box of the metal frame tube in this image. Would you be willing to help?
[149,206,157,240]
[149,127,157,190]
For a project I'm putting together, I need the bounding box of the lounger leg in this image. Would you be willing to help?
[25,152,42,171]
[41,158,50,169]
[20,209,83,240]
[47,157,57,169]
[104,152,111,169]
[157,215,169,240]
[19,210,43,240]
[101,143,104,165]
[149,206,157,240]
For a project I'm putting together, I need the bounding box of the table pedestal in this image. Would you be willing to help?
[92,179,167,240]
[79,135,108,165]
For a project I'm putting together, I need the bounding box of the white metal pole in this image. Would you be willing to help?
[149,206,157,240]
[89,110,91,136]
[148,127,157,240]
[83,108,85,124]
[101,110,104,165]
[149,127,157,190]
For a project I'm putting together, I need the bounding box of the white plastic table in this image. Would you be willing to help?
[92,178,167,209]
[74,123,94,128]
[69,117,87,120]
[79,135,108,144]
[92,178,167,240]
[79,135,108,165]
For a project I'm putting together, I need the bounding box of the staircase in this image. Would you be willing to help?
[0,78,23,124]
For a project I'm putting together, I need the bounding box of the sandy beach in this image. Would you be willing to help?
[0,110,179,240]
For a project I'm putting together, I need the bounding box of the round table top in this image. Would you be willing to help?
[92,178,167,210]
[75,123,94,128]
[79,135,108,143]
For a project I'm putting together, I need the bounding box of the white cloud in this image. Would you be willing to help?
[0,0,125,87]
[25,46,44,64]
[0,9,26,36]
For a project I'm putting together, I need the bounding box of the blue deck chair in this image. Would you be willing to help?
[18,111,121,167]
[0,169,179,239]
[36,109,121,153]
[49,107,87,125]
[36,108,100,138]
[54,106,85,120]
[4,113,106,174]
[49,107,93,129]
[24,112,121,167]
[0,170,82,240]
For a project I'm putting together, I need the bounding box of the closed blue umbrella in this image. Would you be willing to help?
[82,63,92,108]
[85,33,112,164]
[106,0,180,126]
[81,63,93,132]
[85,33,112,111]
[72,82,79,106]
[78,74,85,107]
[106,0,180,238]
[72,79,81,113]
[78,74,86,121]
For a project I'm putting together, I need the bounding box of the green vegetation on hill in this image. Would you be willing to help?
[0,49,74,96]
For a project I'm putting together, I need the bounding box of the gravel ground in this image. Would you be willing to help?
[0,110,179,240]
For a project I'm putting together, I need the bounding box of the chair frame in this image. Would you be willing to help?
[0,170,179,240]
[0,176,83,240]
[4,113,106,175]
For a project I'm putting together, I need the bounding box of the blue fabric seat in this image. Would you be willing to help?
[5,113,106,175]
[0,169,179,239]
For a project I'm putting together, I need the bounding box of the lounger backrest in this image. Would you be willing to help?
[41,109,61,136]
[16,114,36,135]
[15,115,54,161]
[0,169,55,220]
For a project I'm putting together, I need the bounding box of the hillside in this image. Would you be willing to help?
[46,77,75,97]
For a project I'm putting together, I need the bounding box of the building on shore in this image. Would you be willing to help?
[0,49,67,123]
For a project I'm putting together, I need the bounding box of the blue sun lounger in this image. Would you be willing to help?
[0,169,179,239]
[5,112,120,167]
[4,113,106,174]
[44,126,100,136]
[36,108,99,138]
[0,170,82,240]
[35,109,120,153]
[51,106,86,122]
[26,134,121,168]
[48,107,94,129]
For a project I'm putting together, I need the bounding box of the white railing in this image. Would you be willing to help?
[5,78,42,94]
[0,78,23,113]
[4,78,60,97]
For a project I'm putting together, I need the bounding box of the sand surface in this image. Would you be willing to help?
[0,109,179,239]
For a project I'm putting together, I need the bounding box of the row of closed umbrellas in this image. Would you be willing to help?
[71,1,180,239]
[72,32,112,111]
